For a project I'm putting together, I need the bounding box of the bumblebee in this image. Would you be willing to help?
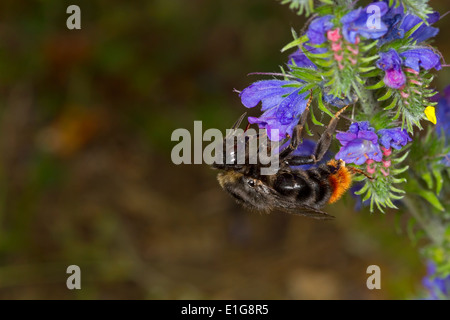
[211,98,358,220]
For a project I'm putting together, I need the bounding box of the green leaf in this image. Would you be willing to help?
[298,83,316,94]
[391,165,409,175]
[366,80,385,90]
[384,96,399,110]
[405,21,425,38]
[393,0,434,22]
[281,34,308,53]
[359,66,376,73]
[390,186,406,194]
[304,121,314,136]
[361,55,380,64]
[393,150,410,164]
[290,67,322,83]
[317,91,334,118]
[432,169,443,195]
[355,183,369,195]
[309,104,324,126]
[418,190,444,211]
[407,177,445,211]
[378,89,393,102]
[361,41,378,52]
[421,171,433,190]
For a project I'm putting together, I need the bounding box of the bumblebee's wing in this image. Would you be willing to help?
[271,194,335,220]
[277,204,335,220]
[265,178,335,220]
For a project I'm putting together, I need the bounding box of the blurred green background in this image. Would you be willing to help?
[0,0,449,299]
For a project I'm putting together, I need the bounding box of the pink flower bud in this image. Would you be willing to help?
[410,79,423,86]
[404,68,419,75]
[347,46,359,55]
[381,147,392,157]
[367,163,376,175]
[382,160,391,168]
[327,28,341,42]
[334,53,344,62]
[331,42,342,52]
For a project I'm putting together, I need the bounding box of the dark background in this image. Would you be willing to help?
[0,0,448,299]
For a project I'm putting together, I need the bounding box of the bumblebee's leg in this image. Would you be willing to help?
[279,94,312,159]
[285,105,349,166]
[313,105,349,162]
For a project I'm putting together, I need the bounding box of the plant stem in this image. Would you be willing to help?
[403,196,444,246]
[352,80,375,117]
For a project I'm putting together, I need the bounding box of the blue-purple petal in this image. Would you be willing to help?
[307,15,334,45]
[241,80,310,141]
[378,128,412,150]
[336,132,357,146]
[276,89,309,125]
[401,13,440,43]
[376,49,406,89]
[287,50,317,70]
[422,261,450,300]
[376,49,403,71]
[335,138,382,165]
[341,2,389,43]
[239,80,299,111]
[358,130,379,144]
[401,49,442,72]
[436,86,450,138]
[335,122,383,165]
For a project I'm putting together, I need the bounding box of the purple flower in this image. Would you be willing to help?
[287,49,317,70]
[400,12,440,44]
[423,262,450,300]
[434,86,450,167]
[378,128,412,150]
[335,122,383,165]
[287,42,328,70]
[239,80,310,141]
[341,2,389,44]
[379,1,405,44]
[435,86,450,138]
[401,49,441,72]
[376,49,406,89]
[380,1,440,45]
[307,15,334,45]
[376,48,442,88]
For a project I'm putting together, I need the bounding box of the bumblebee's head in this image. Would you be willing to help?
[217,171,272,211]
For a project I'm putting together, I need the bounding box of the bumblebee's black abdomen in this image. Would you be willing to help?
[306,166,333,208]
[274,164,337,209]
[274,171,317,207]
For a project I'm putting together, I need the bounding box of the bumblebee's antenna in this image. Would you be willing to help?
[231,112,247,130]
